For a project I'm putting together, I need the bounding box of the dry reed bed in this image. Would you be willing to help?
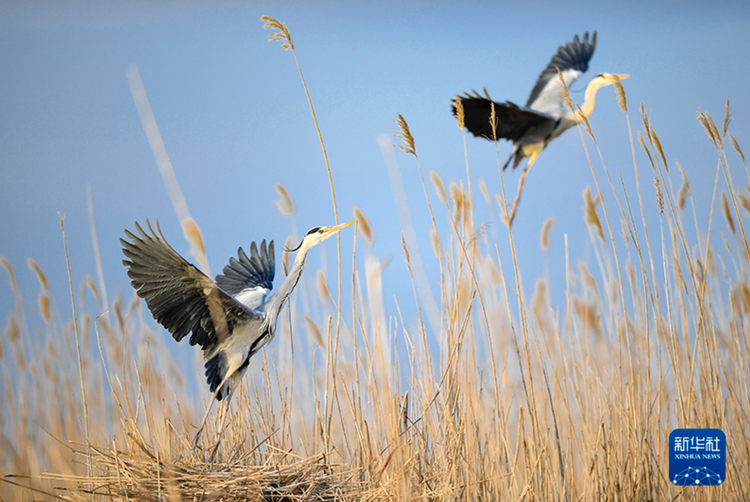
[2,17,750,501]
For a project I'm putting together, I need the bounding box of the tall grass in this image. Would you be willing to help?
[2,20,750,500]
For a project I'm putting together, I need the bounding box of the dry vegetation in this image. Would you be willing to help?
[2,17,750,501]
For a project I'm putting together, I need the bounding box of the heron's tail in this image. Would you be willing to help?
[504,147,520,171]
[204,351,229,401]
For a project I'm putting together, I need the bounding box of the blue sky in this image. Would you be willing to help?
[1,1,748,358]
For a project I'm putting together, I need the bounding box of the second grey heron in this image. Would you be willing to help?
[121,219,353,451]
[453,32,628,225]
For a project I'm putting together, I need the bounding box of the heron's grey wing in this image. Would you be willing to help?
[121,219,255,353]
[526,31,597,114]
[215,240,275,310]
[454,93,556,143]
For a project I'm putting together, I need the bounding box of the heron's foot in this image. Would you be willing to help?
[500,195,521,228]
[208,439,222,462]
[191,426,205,449]
[204,414,228,461]
[507,197,520,227]
[503,156,536,228]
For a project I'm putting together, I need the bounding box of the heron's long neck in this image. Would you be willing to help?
[266,250,308,321]
[571,80,605,123]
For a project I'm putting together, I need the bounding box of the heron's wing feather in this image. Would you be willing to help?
[454,93,556,143]
[215,240,275,310]
[121,220,257,352]
[526,31,597,114]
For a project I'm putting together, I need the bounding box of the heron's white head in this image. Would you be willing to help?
[569,73,629,122]
[591,73,630,89]
[290,221,355,257]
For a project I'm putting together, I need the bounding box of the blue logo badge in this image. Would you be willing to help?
[669,429,726,485]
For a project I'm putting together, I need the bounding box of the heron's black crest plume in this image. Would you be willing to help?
[286,227,324,253]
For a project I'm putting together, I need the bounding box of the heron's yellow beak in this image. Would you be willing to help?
[615,74,630,80]
[325,221,355,234]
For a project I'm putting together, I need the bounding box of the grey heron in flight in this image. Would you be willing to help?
[453,32,628,225]
[121,219,353,451]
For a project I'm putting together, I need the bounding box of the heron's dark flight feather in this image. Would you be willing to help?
[204,351,235,400]
[215,240,275,296]
[121,219,258,353]
[454,93,555,143]
[526,31,597,108]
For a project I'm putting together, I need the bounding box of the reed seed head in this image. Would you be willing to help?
[620,219,631,247]
[305,316,325,347]
[38,292,51,323]
[352,206,374,245]
[583,186,604,241]
[638,131,656,170]
[86,276,101,308]
[0,256,17,293]
[27,258,49,291]
[677,176,690,212]
[613,75,627,112]
[429,227,440,259]
[316,270,332,305]
[540,217,555,251]
[558,67,573,113]
[654,175,664,217]
[429,170,448,205]
[738,192,750,217]
[578,261,599,295]
[401,233,411,274]
[5,314,20,343]
[572,297,602,339]
[577,104,594,140]
[489,101,498,141]
[275,183,296,216]
[649,125,668,172]
[393,114,417,157]
[261,16,294,52]
[730,133,746,165]
[479,178,491,209]
[452,94,465,129]
[722,98,731,140]
[722,191,736,235]
[182,218,207,264]
[698,107,721,147]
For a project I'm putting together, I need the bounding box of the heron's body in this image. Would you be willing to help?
[453,32,628,224]
[121,219,352,449]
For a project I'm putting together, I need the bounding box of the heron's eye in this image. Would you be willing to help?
[306,226,322,236]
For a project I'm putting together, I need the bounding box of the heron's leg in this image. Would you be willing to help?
[507,149,541,226]
[192,372,233,449]
[216,394,231,437]
[208,386,235,462]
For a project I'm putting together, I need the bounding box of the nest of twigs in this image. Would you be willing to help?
[33,435,372,502]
